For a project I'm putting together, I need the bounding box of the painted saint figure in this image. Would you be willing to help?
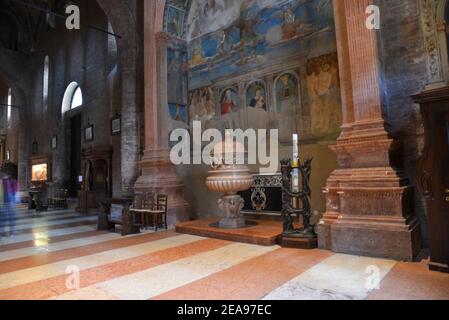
[221,89,235,115]
[249,88,267,111]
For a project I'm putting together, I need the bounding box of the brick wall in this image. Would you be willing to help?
[378,0,429,245]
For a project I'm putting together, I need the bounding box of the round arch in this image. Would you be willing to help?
[61,82,82,115]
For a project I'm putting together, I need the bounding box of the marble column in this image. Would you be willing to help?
[318,0,421,261]
[134,1,189,225]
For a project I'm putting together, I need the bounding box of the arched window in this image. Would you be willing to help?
[71,86,83,109]
[62,82,83,115]
[7,88,12,126]
[43,55,49,112]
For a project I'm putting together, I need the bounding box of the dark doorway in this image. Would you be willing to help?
[69,114,82,197]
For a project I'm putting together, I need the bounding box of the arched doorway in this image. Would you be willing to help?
[62,82,83,197]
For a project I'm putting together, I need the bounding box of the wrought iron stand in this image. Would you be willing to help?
[279,158,318,249]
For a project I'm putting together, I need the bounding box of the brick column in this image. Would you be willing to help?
[134,1,189,225]
[318,0,421,261]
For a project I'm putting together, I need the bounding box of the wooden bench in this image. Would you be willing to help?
[98,198,140,236]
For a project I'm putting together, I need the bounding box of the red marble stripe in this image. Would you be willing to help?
[0,231,178,275]
[0,230,109,252]
[154,248,333,300]
[0,238,230,300]
[367,261,449,300]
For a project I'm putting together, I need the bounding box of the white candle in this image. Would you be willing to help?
[292,133,299,165]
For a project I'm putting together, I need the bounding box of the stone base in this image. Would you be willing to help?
[135,147,190,227]
[219,217,247,229]
[279,236,318,249]
[329,218,422,261]
[176,217,282,246]
[429,262,449,274]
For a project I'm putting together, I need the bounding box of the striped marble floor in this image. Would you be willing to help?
[0,208,448,300]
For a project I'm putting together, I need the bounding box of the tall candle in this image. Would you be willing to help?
[292,133,299,167]
[292,133,300,194]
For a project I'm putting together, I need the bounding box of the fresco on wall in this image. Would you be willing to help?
[246,81,268,130]
[275,73,299,114]
[221,88,239,115]
[188,87,216,121]
[167,48,189,105]
[186,0,335,88]
[165,5,186,38]
[169,103,188,123]
[273,73,301,142]
[247,82,267,111]
[307,53,342,138]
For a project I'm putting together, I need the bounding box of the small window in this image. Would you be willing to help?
[7,88,12,126]
[71,86,83,109]
[43,56,49,111]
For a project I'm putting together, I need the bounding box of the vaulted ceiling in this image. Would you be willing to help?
[0,0,66,53]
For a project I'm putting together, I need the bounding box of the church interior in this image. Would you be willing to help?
[0,0,448,301]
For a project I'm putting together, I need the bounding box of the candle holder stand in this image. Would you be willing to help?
[279,158,318,249]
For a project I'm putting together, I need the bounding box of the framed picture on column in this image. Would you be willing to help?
[111,114,121,136]
[84,124,94,142]
[51,135,57,150]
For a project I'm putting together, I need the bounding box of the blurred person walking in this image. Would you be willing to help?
[0,171,19,240]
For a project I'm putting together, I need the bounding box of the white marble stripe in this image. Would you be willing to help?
[0,234,204,290]
[4,216,97,232]
[0,232,127,262]
[10,209,74,219]
[1,212,83,227]
[263,254,397,300]
[53,243,279,300]
[0,225,97,245]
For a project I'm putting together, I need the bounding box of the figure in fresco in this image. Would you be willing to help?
[274,73,300,142]
[246,83,269,130]
[282,6,297,40]
[221,89,237,115]
[205,88,216,120]
[307,54,342,136]
[168,49,187,104]
[189,87,217,121]
[249,88,267,111]
[191,44,203,66]
[167,8,183,37]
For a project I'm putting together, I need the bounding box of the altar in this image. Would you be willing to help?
[239,173,283,221]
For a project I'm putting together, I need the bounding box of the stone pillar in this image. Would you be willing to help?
[134,1,189,225]
[318,0,421,261]
[120,67,139,197]
[17,93,30,190]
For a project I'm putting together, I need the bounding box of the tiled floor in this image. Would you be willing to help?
[0,208,448,300]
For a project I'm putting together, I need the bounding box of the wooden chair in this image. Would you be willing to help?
[130,192,155,230]
[52,189,69,209]
[147,194,168,232]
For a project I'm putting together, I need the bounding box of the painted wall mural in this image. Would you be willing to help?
[186,0,335,88]
[189,87,216,121]
[167,47,189,105]
[165,0,341,142]
[307,53,342,137]
[273,72,301,142]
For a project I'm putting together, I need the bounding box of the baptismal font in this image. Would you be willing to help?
[205,133,253,229]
